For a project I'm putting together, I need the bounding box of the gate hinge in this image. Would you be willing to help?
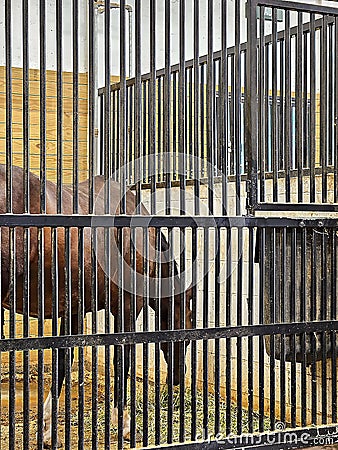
[246,179,253,215]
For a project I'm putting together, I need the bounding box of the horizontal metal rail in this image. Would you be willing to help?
[0,214,337,228]
[257,0,338,15]
[1,320,338,352]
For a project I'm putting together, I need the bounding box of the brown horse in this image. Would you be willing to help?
[0,165,193,448]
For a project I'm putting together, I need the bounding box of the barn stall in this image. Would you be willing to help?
[0,0,338,449]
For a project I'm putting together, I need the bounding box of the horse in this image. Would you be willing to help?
[0,164,193,448]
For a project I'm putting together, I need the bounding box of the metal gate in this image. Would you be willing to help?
[1,0,338,449]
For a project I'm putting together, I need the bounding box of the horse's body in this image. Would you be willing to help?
[0,165,192,448]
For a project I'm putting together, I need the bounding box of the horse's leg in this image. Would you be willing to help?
[113,342,131,439]
[43,316,77,448]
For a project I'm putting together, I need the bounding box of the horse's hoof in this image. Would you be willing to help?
[43,438,62,449]
[123,430,143,443]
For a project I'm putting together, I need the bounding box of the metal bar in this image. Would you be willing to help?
[134,0,142,213]
[272,8,278,202]
[1,318,338,352]
[164,0,171,214]
[149,0,156,214]
[284,10,291,202]
[246,0,258,211]
[247,228,254,433]
[309,13,316,202]
[311,229,318,424]
[88,0,95,213]
[5,0,12,214]
[120,0,127,215]
[234,0,241,214]
[296,12,303,202]
[73,0,79,214]
[179,0,186,212]
[321,15,328,203]
[220,0,227,214]
[56,0,63,213]
[4,214,338,228]
[39,0,46,214]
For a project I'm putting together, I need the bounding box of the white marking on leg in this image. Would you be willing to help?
[43,391,60,447]
[43,391,53,445]
[111,406,131,439]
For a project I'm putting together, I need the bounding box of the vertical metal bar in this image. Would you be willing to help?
[104,0,111,206]
[129,226,137,448]
[321,15,328,203]
[259,227,265,431]
[279,33,285,175]
[300,228,307,427]
[154,229,161,445]
[64,229,72,450]
[56,0,63,212]
[331,227,337,423]
[296,12,303,202]
[179,0,186,214]
[290,228,297,428]
[78,228,85,448]
[225,226,232,435]
[207,0,214,214]
[271,8,278,202]
[51,228,59,449]
[88,0,95,213]
[246,0,258,211]
[234,0,241,214]
[321,230,327,423]
[157,78,162,183]
[311,229,317,424]
[135,0,142,212]
[23,227,30,450]
[167,227,174,444]
[247,227,254,432]
[214,226,221,437]
[142,228,149,447]
[303,29,308,170]
[285,10,291,203]
[200,65,205,177]
[91,228,98,450]
[258,6,265,203]
[191,227,197,441]
[236,227,243,434]
[164,0,171,214]
[202,227,209,438]
[335,18,338,203]
[23,0,30,213]
[220,0,227,214]
[269,228,276,429]
[310,14,316,203]
[73,0,79,213]
[120,0,127,215]
[280,228,286,424]
[149,0,156,214]
[8,228,16,448]
[118,4,127,447]
[37,226,45,450]
[104,228,111,450]
[22,1,30,447]
[5,0,12,214]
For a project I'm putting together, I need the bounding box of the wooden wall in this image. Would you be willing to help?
[0,66,89,184]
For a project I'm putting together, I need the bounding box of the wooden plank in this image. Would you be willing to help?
[0,109,88,128]
[0,78,88,99]
[0,122,88,141]
[0,138,88,157]
[0,66,88,85]
[0,93,88,114]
